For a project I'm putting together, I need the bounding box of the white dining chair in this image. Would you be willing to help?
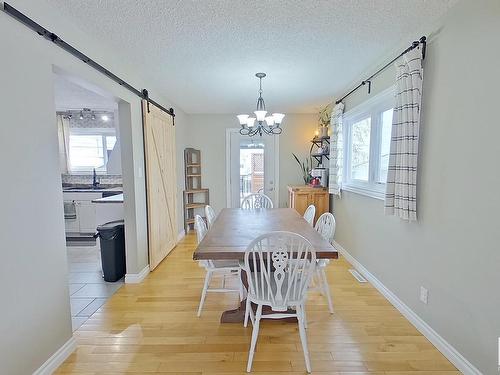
[303,204,316,226]
[243,231,316,373]
[313,212,336,314]
[241,193,274,209]
[205,205,216,228]
[194,215,243,317]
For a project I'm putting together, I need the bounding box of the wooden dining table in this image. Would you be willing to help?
[193,208,338,323]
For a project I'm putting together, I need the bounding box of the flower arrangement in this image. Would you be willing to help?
[292,153,312,185]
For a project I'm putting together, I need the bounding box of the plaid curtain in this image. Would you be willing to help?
[384,47,424,221]
[328,102,344,196]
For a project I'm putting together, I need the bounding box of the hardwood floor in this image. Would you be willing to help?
[55,233,459,374]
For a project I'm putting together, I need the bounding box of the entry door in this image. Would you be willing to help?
[227,129,278,208]
[142,101,177,270]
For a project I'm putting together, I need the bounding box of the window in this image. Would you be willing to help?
[68,129,116,173]
[343,87,394,199]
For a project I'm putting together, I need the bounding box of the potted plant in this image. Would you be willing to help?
[317,103,333,137]
[292,153,312,185]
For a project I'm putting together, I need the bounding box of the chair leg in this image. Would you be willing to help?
[316,269,323,295]
[238,268,245,301]
[244,297,251,328]
[197,270,212,317]
[296,304,312,373]
[320,268,334,314]
[302,303,308,329]
[246,304,262,372]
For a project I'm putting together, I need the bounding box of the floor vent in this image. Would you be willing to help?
[349,269,367,283]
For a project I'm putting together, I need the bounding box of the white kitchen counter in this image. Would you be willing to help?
[92,193,124,203]
[63,186,123,193]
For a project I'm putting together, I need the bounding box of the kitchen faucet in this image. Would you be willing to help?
[92,168,100,188]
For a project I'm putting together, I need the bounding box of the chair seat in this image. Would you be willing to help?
[247,272,305,311]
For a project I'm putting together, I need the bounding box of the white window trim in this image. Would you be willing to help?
[342,86,395,200]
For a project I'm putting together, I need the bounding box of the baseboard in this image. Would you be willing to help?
[332,240,482,375]
[177,229,186,242]
[125,264,150,284]
[33,336,76,375]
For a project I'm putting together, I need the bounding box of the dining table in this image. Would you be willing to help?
[193,207,338,323]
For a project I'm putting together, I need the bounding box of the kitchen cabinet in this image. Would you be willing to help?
[63,192,102,235]
[77,201,97,233]
[288,185,329,224]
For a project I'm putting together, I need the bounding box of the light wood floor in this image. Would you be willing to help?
[55,233,459,375]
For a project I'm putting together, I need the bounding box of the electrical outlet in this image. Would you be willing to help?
[420,286,428,304]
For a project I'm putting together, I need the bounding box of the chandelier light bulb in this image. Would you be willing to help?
[254,110,267,122]
[264,116,275,126]
[272,113,285,124]
[246,117,256,127]
[237,114,249,125]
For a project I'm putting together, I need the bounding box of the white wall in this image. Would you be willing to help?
[332,1,500,374]
[186,114,318,212]
[0,0,186,373]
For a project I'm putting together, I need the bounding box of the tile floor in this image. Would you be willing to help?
[67,245,123,331]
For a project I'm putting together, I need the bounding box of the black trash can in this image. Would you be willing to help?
[95,220,125,282]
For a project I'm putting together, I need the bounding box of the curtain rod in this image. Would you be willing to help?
[335,36,427,105]
[2,2,175,122]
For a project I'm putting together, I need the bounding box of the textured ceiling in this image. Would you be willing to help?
[44,0,455,114]
[53,73,118,111]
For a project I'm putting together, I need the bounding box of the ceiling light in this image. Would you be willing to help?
[101,114,109,122]
[91,112,96,120]
[79,110,84,120]
[237,73,284,137]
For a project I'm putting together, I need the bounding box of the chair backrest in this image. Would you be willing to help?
[205,205,216,228]
[244,231,316,311]
[194,214,208,245]
[241,193,274,209]
[314,212,336,243]
[303,204,316,226]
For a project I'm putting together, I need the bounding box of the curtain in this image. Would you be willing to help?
[328,102,344,196]
[56,114,71,173]
[384,47,424,221]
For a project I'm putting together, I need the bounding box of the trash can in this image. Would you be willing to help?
[95,220,125,282]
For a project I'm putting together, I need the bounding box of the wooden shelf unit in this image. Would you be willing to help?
[183,148,210,232]
[310,136,330,166]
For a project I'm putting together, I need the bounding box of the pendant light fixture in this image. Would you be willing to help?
[237,73,285,136]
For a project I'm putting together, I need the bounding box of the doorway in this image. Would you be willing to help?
[53,71,125,331]
[226,129,279,208]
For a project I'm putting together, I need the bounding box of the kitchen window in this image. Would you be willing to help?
[343,87,394,199]
[68,128,116,173]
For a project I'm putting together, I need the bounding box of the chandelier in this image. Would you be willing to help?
[237,73,285,136]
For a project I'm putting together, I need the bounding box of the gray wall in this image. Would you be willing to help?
[333,1,500,374]
[0,21,73,375]
[186,114,318,211]
[0,0,186,373]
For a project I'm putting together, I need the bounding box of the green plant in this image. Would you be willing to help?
[318,103,333,128]
[292,153,312,184]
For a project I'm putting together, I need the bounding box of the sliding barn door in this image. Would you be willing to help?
[142,101,177,270]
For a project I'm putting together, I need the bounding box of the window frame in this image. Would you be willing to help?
[342,86,395,200]
[68,127,116,174]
